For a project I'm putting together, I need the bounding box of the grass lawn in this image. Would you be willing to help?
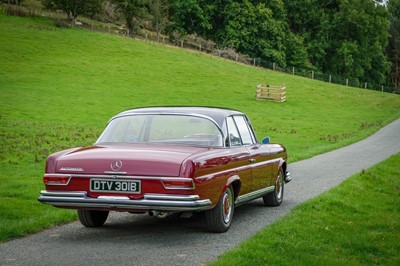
[0,11,399,241]
[210,153,400,266]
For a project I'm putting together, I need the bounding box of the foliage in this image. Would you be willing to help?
[148,0,169,42]
[286,0,390,85]
[10,0,394,86]
[168,0,211,35]
[388,0,400,89]
[112,0,148,35]
[42,0,104,22]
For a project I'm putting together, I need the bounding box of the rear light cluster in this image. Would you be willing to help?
[161,178,194,190]
[43,174,71,186]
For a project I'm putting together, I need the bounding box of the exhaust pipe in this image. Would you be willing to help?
[148,210,170,218]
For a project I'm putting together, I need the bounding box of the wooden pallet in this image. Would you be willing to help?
[255,84,286,102]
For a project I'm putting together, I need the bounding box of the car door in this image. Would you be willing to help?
[232,115,274,192]
[226,116,252,195]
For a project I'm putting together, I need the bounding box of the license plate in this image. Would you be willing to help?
[90,179,141,194]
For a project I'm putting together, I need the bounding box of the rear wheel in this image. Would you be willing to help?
[205,185,234,233]
[77,210,109,227]
[263,168,284,206]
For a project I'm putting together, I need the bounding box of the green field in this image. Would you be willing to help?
[211,153,400,266]
[0,12,399,241]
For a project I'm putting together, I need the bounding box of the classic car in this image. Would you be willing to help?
[38,106,291,233]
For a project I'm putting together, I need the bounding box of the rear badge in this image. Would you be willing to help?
[59,167,84,172]
[111,160,123,171]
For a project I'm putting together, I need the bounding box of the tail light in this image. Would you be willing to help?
[43,174,71,186]
[161,178,194,190]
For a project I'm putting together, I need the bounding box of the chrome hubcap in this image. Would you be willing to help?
[222,189,233,224]
[276,172,283,200]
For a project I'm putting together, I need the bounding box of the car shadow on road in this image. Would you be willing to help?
[52,197,293,245]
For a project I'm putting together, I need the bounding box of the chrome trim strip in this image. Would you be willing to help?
[235,186,274,206]
[40,190,87,197]
[103,171,128,175]
[195,158,281,182]
[38,191,211,212]
[160,179,195,190]
[144,194,200,201]
[61,174,193,181]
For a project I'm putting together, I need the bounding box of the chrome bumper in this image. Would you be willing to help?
[38,191,212,212]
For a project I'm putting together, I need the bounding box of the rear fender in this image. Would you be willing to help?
[221,175,241,201]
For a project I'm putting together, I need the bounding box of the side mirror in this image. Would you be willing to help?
[261,136,270,144]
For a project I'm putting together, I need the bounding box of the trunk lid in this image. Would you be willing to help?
[55,144,208,176]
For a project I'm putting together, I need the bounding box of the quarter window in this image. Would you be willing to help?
[233,116,255,145]
[227,117,242,146]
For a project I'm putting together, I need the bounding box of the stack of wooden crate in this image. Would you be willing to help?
[255,84,286,102]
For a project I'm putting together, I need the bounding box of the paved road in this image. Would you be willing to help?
[1,118,399,266]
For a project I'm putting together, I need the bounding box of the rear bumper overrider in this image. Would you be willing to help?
[38,191,212,211]
[284,171,292,183]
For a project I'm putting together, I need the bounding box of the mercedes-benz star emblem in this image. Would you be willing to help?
[111,160,123,171]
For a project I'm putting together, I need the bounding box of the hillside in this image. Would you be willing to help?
[0,11,399,240]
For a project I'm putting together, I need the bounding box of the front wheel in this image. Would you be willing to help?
[263,168,284,206]
[205,185,234,233]
[77,210,109,227]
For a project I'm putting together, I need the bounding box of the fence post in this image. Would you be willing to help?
[364,82,367,89]
[180,40,183,48]
[382,86,384,92]
[346,79,349,86]
[273,63,276,71]
[329,75,332,83]
[292,67,295,75]
[311,71,314,79]
[253,58,256,66]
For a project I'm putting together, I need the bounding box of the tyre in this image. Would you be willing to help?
[205,185,234,233]
[263,168,284,206]
[77,210,109,227]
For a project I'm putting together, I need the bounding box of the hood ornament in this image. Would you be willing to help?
[110,160,123,172]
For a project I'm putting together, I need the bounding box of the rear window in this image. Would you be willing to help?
[96,114,223,147]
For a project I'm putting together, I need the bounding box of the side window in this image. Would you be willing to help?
[233,116,255,145]
[227,117,242,146]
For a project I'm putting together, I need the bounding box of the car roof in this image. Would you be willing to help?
[113,106,245,128]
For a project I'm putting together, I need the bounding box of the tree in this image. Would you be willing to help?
[149,0,169,42]
[328,0,390,84]
[113,0,149,36]
[286,0,390,85]
[388,0,400,89]
[42,0,103,24]
[215,0,288,66]
[168,0,211,35]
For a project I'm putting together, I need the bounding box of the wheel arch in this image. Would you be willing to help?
[224,175,241,201]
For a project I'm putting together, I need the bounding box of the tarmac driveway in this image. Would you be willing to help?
[1,118,399,266]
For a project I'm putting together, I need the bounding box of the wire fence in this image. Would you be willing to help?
[3,3,398,94]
